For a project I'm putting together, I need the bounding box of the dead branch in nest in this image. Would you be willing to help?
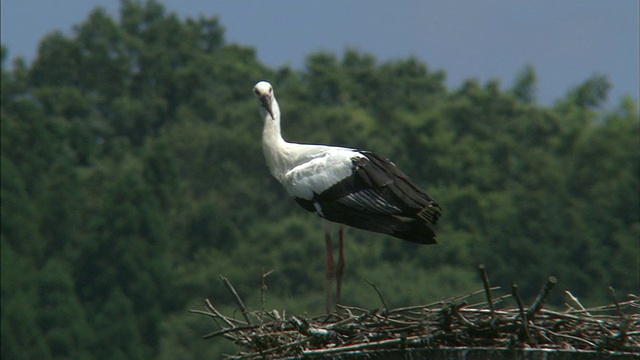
[191,268,639,359]
[478,264,496,321]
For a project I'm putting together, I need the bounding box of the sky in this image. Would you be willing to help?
[2,0,638,107]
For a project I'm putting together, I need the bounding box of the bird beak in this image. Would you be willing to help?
[260,94,275,120]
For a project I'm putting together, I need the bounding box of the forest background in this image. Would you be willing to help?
[1,1,638,359]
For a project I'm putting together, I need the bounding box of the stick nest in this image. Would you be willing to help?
[192,273,639,359]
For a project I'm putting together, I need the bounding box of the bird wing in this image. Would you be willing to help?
[316,152,441,244]
[316,151,441,223]
[283,148,359,201]
[283,149,441,244]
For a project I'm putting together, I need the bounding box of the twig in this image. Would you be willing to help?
[466,292,512,309]
[261,269,274,313]
[451,304,477,329]
[527,276,557,319]
[537,309,605,325]
[220,276,252,325]
[511,282,530,342]
[478,264,495,320]
[206,298,241,327]
[608,286,631,349]
[365,279,388,312]
[609,287,623,317]
[202,324,259,339]
[327,309,376,330]
[388,287,500,315]
[189,309,221,319]
[565,290,591,316]
[529,324,598,348]
[302,337,406,355]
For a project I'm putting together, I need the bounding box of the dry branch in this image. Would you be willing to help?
[511,282,531,342]
[527,276,557,319]
[478,264,496,320]
[220,276,252,325]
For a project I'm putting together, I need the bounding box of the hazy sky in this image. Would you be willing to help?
[2,1,638,106]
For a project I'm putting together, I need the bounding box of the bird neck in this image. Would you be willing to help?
[261,98,292,182]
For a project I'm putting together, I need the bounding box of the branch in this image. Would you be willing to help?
[220,276,252,325]
[261,268,274,313]
[511,282,530,342]
[365,279,388,312]
[565,290,591,316]
[206,298,241,327]
[302,337,406,356]
[477,264,496,320]
[527,276,557,319]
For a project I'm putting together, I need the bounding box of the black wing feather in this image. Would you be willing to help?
[313,151,442,244]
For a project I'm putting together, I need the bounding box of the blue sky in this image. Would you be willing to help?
[2,0,638,106]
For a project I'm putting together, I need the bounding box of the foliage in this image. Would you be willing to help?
[1,1,638,358]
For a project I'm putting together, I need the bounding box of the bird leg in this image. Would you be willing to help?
[336,225,345,307]
[324,230,335,314]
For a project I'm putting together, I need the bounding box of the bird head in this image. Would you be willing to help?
[253,81,275,120]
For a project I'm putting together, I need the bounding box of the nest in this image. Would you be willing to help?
[192,269,639,359]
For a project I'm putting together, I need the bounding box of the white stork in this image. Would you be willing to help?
[253,81,441,313]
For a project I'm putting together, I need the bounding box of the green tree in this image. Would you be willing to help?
[36,260,94,359]
[74,155,170,356]
[511,65,537,103]
[0,244,51,359]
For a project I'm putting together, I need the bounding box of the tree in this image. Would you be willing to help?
[511,65,537,103]
[1,244,51,360]
[36,260,94,359]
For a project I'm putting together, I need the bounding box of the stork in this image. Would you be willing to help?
[253,81,441,313]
